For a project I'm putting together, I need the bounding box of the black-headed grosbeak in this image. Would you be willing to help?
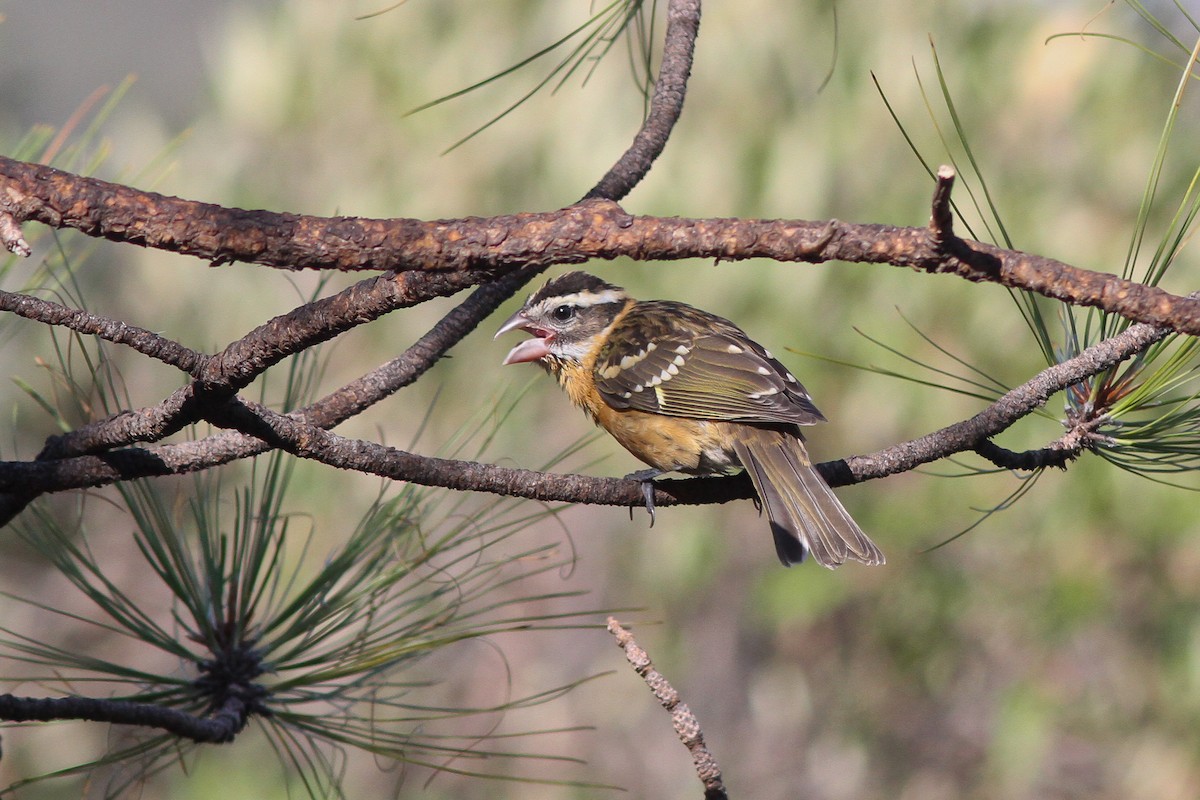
[495,271,883,569]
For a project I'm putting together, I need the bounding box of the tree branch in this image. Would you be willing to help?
[197,269,487,389]
[928,165,956,247]
[37,268,493,461]
[0,290,207,374]
[973,437,1080,472]
[583,0,701,202]
[0,315,1171,526]
[607,618,728,800]
[0,268,537,521]
[0,159,1189,526]
[4,156,1199,336]
[844,320,1169,481]
[0,694,249,744]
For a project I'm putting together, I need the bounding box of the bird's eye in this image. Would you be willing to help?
[551,305,576,322]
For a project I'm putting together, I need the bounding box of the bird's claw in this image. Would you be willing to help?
[624,469,661,527]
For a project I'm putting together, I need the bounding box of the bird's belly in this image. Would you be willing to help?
[590,405,739,475]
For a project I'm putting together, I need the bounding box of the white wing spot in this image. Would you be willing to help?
[749,388,781,399]
[666,362,680,376]
[763,349,775,359]
[674,345,691,355]
[633,383,645,393]
[599,364,622,379]
[646,342,657,352]
[785,372,798,383]
[726,343,744,354]
[619,351,646,371]
[621,391,632,399]
[672,354,686,367]
[756,366,772,376]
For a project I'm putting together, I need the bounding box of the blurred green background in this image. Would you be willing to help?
[1,1,1199,798]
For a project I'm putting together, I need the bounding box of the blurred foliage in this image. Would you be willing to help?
[1,1,1200,799]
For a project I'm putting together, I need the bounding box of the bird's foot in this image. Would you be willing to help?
[624,469,662,527]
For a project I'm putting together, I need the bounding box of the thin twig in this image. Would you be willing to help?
[972,438,1077,471]
[583,0,702,201]
[607,618,728,800]
[0,290,207,375]
[197,269,485,389]
[0,694,249,744]
[928,165,956,247]
[973,438,1078,471]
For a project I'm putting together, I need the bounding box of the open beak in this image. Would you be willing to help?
[495,309,552,365]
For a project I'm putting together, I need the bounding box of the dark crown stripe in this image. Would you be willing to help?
[530,271,625,305]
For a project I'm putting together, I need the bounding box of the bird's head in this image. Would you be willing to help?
[495,271,630,367]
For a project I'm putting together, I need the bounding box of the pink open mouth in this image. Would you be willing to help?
[495,311,554,365]
[501,335,552,365]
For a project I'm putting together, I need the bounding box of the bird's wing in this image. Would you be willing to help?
[594,300,826,425]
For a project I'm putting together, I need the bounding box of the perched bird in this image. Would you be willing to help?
[495,271,883,568]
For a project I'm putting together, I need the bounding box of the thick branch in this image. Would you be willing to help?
[39,386,205,460]
[4,156,1199,336]
[0,422,740,514]
[0,156,606,272]
[583,0,701,201]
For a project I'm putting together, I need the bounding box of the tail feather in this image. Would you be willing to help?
[732,430,884,569]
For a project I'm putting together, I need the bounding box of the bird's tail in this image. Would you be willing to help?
[732,429,884,568]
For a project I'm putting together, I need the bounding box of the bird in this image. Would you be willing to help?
[494,271,883,568]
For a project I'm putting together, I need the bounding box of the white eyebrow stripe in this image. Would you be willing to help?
[540,289,627,309]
